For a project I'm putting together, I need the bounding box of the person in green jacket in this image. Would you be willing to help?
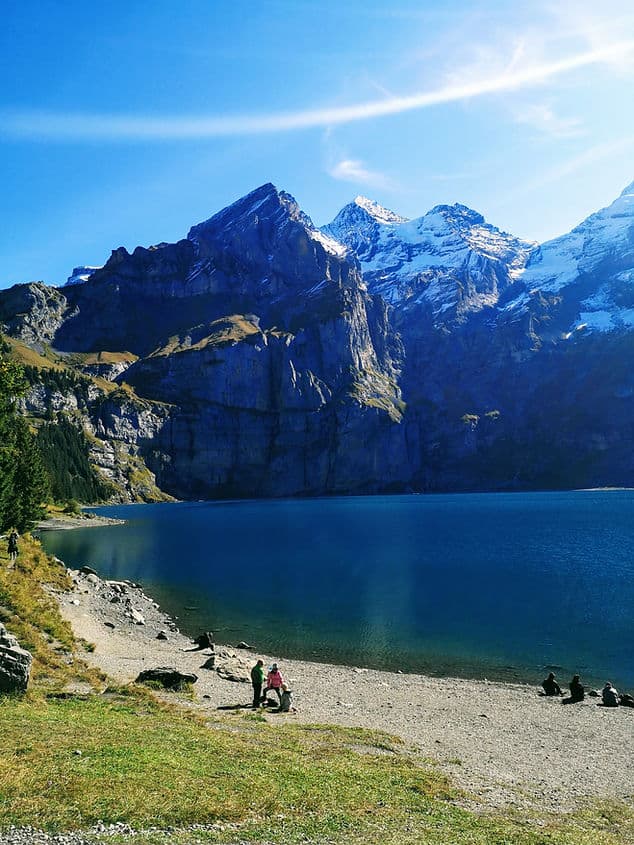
[250,659,265,708]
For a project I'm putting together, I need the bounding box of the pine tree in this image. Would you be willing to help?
[0,347,50,532]
[2,417,49,532]
[37,416,109,503]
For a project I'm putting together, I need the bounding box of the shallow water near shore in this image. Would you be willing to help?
[40,491,634,688]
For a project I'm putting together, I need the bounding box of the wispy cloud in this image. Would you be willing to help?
[3,39,634,142]
[493,135,634,210]
[512,103,585,139]
[328,158,393,189]
[546,1,634,74]
[532,136,634,188]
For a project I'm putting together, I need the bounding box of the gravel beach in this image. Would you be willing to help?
[50,566,634,819]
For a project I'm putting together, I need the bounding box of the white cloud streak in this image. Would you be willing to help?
[3,40,634,141]
[513,103,585,139]
[492,135,634,209]
[529,136,634,190]
[328,158,393,189]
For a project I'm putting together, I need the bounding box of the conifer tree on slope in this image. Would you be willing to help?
[0,351,50,532]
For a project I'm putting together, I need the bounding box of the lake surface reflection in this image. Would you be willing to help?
[40,491,634,687]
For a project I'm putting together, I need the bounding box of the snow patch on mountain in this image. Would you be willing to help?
[353,196,408,225]
[308,228,348,258]
[323,198,534,319]
[65,266,101,286]
[564,268,634,335]
[579,309,634,332]
[514,182,634,297]
[361,205,532,274]
[498,181,634,339]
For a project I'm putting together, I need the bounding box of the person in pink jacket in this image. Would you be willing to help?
[265,663,284,704]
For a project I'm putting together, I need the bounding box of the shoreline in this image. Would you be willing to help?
[54,564,634,816]
[37,513,126,531]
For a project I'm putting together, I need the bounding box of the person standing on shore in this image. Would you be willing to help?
[7,529,19,564]
[265,663,284,705]
[250,659,265,708]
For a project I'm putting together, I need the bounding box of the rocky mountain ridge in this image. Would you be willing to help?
[323,195,535,325]
[502,180,634,336]
[2,179,634,498]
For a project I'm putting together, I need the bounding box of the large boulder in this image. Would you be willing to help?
[0,623,33,694]
[214,649,252,683]
[135,667,198,690]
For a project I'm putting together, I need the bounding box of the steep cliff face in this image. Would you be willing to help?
[1,184,410,499]
[121,313,408,497]
[120,184,409,496]
[2,180,634,498]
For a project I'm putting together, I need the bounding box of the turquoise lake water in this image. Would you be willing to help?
[39,491,634,688]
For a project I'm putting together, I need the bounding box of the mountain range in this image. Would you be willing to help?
[1,179,633,500]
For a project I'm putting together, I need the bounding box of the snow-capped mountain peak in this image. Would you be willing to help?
[511,179,634,299]
[425,203,485,229]
[321,196,406,254]
[502,179,634,336]
[322,196,534,319]
[352,196,409,225]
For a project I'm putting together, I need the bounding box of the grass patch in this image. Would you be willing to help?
[4,337,65,371]
[79,351,139,365]
[0,695,453,836]
[149,316,260,357]
[0,535,83,689]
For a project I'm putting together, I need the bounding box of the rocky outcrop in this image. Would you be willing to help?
[0,283,69,348]
[0,623,33,694]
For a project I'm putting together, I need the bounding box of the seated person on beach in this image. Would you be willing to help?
[264,663,284,704]
[562,674,584,703]
[601,682,619,707]
[279,684,294,713]
[542,672,562,696]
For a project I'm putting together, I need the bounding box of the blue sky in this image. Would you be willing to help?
[2,0,634,287]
